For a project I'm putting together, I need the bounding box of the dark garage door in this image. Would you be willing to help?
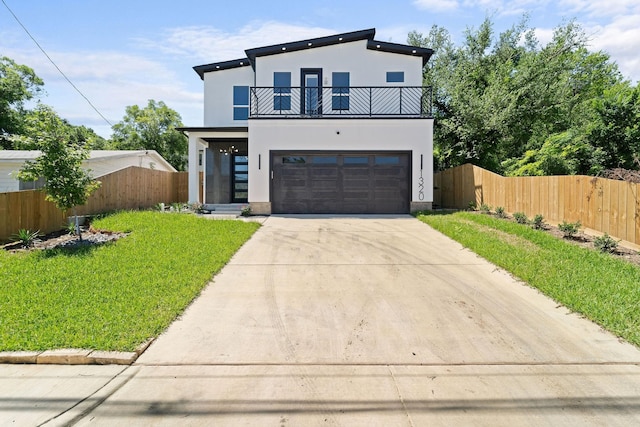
[271,152,410,214]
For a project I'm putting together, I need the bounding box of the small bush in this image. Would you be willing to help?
[11,229,41,248]
[513,212,528,224]
[241,205,252,217]
[495,206,507,218]
[531,214,546,230]
[479,203,491,214]
[594,233,619,253]
[467,200,477,211]
[558,220,581,238]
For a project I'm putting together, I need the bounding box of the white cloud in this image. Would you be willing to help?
[583,14,640,82]
[1,44,202,137]
[413,0,459,12]
[136,21,338,63]
[560,0,640,17]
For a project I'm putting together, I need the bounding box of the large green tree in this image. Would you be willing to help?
[111,100,186,170]
[0,56,44,148]
[409,18,630,175]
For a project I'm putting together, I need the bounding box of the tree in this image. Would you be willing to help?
[0,57,44,148]
[586,83,640,170]
[408,18,627,175]
[17,105,100,239]
[110,100,186,170]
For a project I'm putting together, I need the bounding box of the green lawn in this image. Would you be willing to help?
[417,211,640,347]
[0,211,260,352]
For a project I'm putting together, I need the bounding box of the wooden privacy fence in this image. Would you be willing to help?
[434,163,640,246]
[0,167,188,242]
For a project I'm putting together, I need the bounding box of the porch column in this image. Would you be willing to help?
[188,134,200,203]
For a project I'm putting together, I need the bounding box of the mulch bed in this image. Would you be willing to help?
[3,227,128,253]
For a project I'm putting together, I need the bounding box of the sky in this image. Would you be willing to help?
[1,0,639,139]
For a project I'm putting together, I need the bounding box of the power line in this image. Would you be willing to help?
[1,0,113,127]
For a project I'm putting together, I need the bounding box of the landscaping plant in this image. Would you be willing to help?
[11,229,40,248]
[17,105,100,241]
[479,203,491,214]
[495,206,506,218]
[531,214,546,230]
[513,212,528,224]
[594,233,619,253]
[558,220,581,238]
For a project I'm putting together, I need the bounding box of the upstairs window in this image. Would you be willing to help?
[332,72,350,110]
[233,86,249,120]
[273,72,291,110]
[386,71,404,83]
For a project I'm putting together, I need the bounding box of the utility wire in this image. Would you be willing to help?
[1,0,114,127]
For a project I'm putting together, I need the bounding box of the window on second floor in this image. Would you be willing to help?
[233,86,249,120]
[332,72,350,110]
[386,71,405,83]
[273,72,291,110]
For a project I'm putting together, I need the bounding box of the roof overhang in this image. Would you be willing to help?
[367,40,434,66]
[192,28,435,79]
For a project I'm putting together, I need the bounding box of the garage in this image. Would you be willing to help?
[271,151,410,214]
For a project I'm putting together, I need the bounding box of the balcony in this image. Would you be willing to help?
[249,86,432,118]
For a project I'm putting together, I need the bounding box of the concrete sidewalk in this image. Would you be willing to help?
[4,215,640,426]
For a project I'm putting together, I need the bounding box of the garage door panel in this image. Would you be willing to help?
[272,152,409,214]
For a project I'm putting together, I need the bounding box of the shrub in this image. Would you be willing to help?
[11,229,41,248]
[479,203,491,214]
[495,206,506,218]
[558,220,581,238]
[594,233,619,253]
[531,214,546,230]
[467,200,477,211]
[513,212,528,224]
[241,205,252,217]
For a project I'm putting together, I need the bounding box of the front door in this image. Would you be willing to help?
[232,154,248,203]
[301,69,322,115]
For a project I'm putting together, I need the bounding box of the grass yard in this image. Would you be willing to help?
[417,211,640,347]
[0,211,260,352]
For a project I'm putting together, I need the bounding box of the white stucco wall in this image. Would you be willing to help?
[203,65,254,127]
[254,40,423,87]
[247,118,433,204]
[201,40,425,126]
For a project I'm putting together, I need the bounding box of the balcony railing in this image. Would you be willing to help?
[250,86,432,118]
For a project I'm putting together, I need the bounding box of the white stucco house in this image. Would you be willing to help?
[0,150,176,193]
[179,28,434,214]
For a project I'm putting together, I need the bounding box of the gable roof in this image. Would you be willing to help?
[0,150,176,172]
[193,28,434,79]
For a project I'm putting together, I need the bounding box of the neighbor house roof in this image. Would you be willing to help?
[0,150,176,173]
[193,28,434,79]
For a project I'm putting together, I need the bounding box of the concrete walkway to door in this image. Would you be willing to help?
[6,215,640,426]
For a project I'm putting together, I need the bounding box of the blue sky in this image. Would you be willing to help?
[1,0,639,138]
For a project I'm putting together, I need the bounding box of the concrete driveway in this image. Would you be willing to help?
[4,215,640,426]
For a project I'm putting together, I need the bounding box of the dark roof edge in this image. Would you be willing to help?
[193,59,251,80]
[176,126,249,133]
[367,40,434,66]
[244,28,376,65]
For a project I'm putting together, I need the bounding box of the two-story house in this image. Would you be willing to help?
[179,28,434,214]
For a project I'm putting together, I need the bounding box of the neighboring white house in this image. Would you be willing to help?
[179,28,434,214]
[0,150,176,193]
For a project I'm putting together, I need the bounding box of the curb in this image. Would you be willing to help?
[0,339,154,366]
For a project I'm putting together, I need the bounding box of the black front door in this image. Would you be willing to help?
[232,154,248,203]
[301,69,322,115]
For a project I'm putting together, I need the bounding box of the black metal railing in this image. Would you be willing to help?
[250,86,432,118]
